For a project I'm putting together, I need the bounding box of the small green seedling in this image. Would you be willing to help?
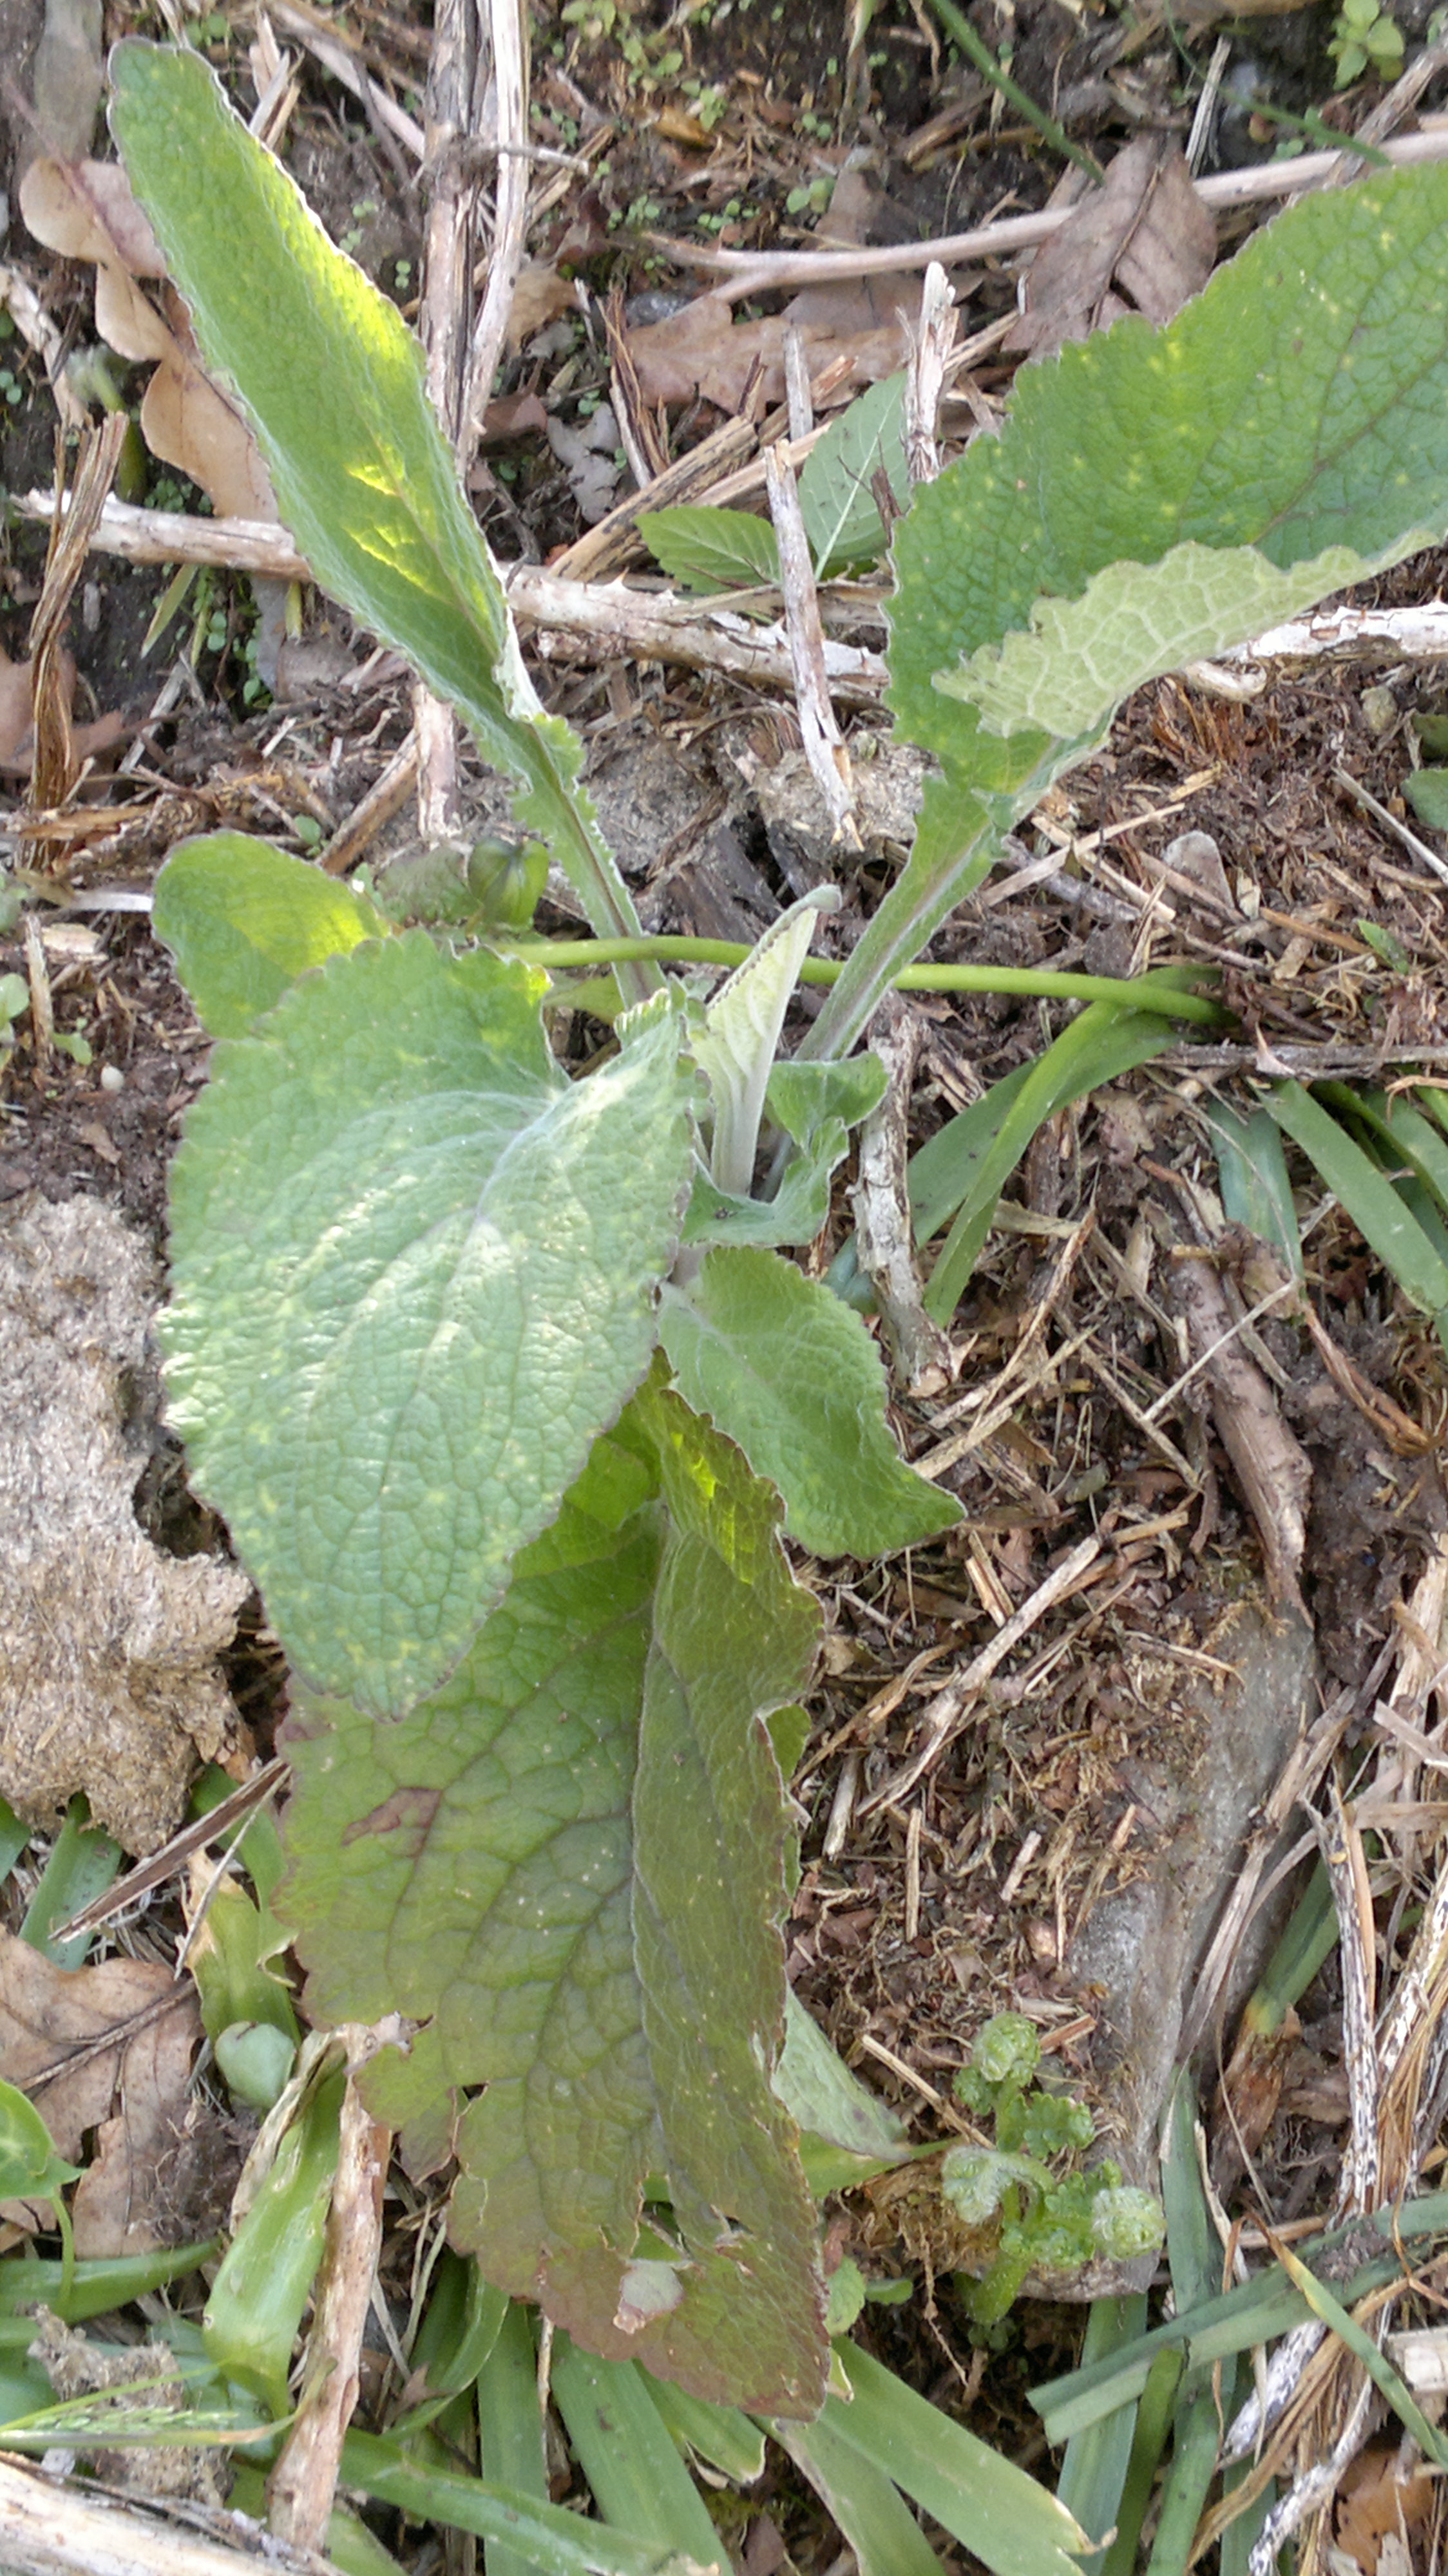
[0,2079,81,2302]
[1329,0,1404,85]
[943,2016,1163,2325]
[0,971,29,1045]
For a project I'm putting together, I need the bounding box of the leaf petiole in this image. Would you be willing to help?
[500,938,1224,1023]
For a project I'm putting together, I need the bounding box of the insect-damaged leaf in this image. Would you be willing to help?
[278,1385,828,2414]
[162,936,692,1717]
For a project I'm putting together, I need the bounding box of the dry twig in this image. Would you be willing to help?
[765,443,859,844]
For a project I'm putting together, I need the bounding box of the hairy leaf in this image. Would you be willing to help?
[163,937,692,1715]
[152,833,387,1037]
[658,1246,961,1556]
[110,43,650,973]
[280,1390,827,2413]
[944,538,1424,744]
[691,890,838,1197]
[807,160,1448,1061]
[681,1053,887,1253]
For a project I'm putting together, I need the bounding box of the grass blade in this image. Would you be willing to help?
[1031,2191,1448,2442]
[1201,1103,1302,1279]
[773,2407,949,2576]
[642,2374,767,2487]
[1266,2232,1448,2468]
[343,2429,716,2576]
[823,2344,1090,2576]
[1100,2349,1181,2576]
[921,994,1194,1320]
[550,2339,725,2570]
[1262,1081,1448,1341]
[21,1798,121,1967]
[477,2301,550,2576]
[1057,2295,1148,2571]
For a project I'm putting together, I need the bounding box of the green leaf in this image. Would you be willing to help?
[641,2373,768,2486]
[772,2405,949,2576]
[1328,1083,1448,1221]
[920,998,1187,1319]
[658,1247,962,1557]
[110,44,650,975]
[797,373,907,577]
[19,1799,121,1969]
[824,2344,1090,2576]
[640,506,779,593]
[0,2244,214,2322]
[680,1053,886,1254]
[343,2430,715,2575]
[1262,1079,1448,1343]
[1402,766,1448,831]
[691,890,839,1198]
[153,833,388,1037]
[943,539,1423,745]
[162,937,692,1716]
[0,2079,81,2204]
[203,2067,343,2410]
[280,1390,828,2414]
[768,1054,888,1150]
[1202,1103,1303,1279]
[550,2340,725,2569]
[808,158,1448,1063]
[774,1989,911,2193]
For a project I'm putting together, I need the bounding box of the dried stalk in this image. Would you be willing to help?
[267,2067,392,2553]
[0,2458,345,2576]
[905,263,956,486]
[414,0,486,842]
[667,127,1448,304]
[462,0,531,451]
[765,442,859,844]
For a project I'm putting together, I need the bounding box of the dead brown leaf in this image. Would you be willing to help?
[0,1927,200,2257]
[20,156,277,523]
[629,294,908,415]
[504,258,578,353]
[1008,138,1216,359]
[1335,2443,1437,2573]
[0,1194,249,1855]
[0,634,123,775]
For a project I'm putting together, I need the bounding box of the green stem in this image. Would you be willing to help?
[503,938,1223,1024]
[926,0,1105,182]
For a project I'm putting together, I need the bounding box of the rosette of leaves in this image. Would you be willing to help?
[943,2016,1163,2324]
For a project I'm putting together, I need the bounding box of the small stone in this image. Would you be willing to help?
[99,1063,125,1092]
[1360,684,1398,737]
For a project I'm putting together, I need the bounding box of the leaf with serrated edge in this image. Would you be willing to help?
[109,44,647,970]
[152,833,388,1037]
[942,537,1425,741]
[280,1391,826,2413]
[658,1246,961,1557]
[806,161,1448,1063]
[798,373,907,577]
[640,505,779,593]
[162,936,692,1716]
